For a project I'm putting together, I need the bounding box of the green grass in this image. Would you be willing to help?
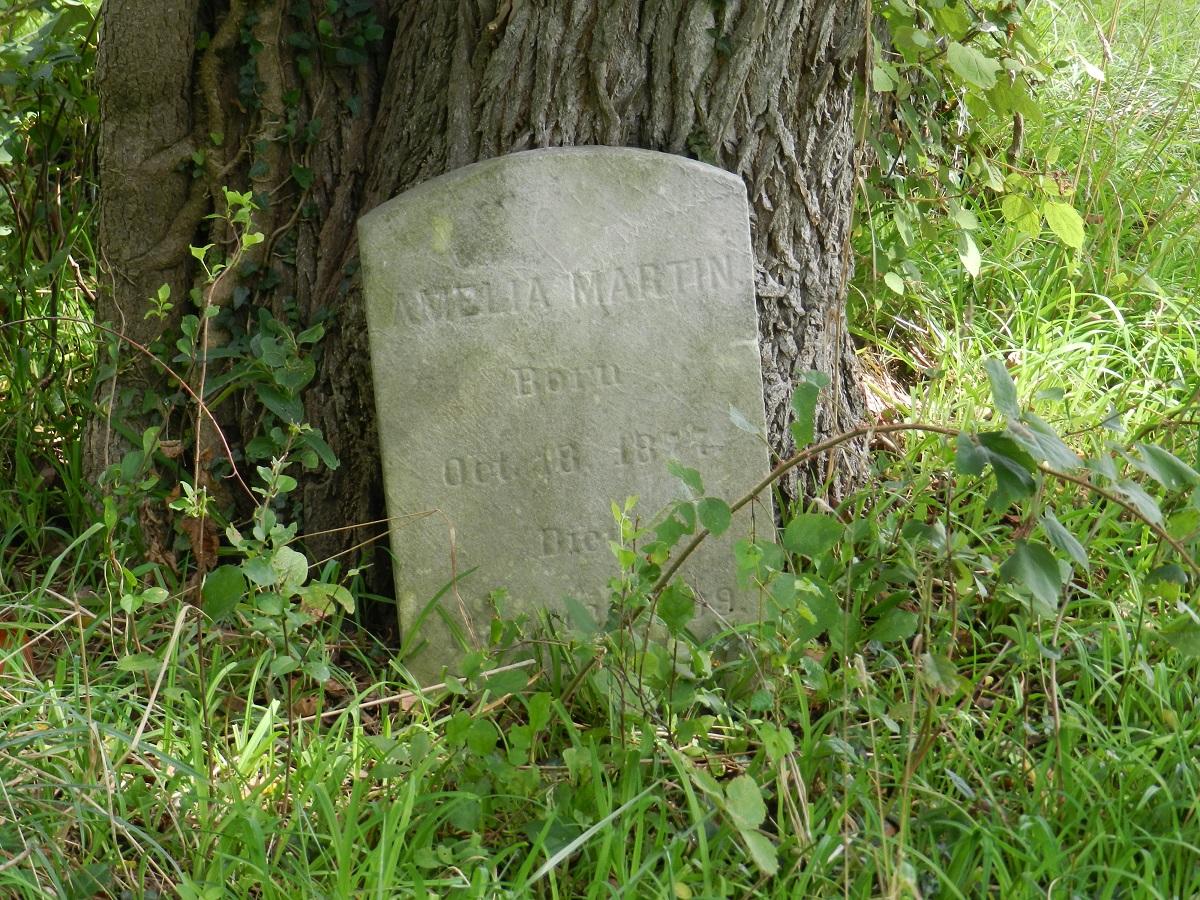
[3,0,1200,897]
[856,0,1200,433]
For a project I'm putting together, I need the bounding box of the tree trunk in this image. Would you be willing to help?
[91,0,868,590]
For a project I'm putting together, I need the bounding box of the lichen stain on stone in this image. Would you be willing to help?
[430,214,453,253]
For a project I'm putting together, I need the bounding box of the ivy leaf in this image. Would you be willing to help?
[1001,541,1064,616]
[947,42,1001,89]
[1043,201,1085,249]
[697,498,732,536]
[291,163,314,190]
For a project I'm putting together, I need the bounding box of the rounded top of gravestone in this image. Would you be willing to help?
[359,146,743,232]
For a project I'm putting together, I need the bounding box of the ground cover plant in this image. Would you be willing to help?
[1,0,1199,897]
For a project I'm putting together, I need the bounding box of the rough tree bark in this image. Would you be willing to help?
[90,0,868,588]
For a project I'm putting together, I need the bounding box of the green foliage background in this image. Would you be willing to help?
[1,1,1199,897]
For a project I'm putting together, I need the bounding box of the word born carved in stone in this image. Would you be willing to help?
[397,252,738,327]
[512,362,622,399]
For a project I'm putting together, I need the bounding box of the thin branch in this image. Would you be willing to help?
[651,422,960,595]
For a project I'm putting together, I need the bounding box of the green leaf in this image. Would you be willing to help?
[1041,510,1089,572]
[1160,615,1200,657]
[243,556,277,587]
[291,163,314,190]
[256,384,304,424]
[883,271,905,295]
[655,510,691,547]
[1167,507,1200,543]
[271,545,310,589]
[257,592,283,615]
[300,582,354,616]
[666,460,704,498]
[757,723,796,763]
[329,584,355,613]
[142,587,169,606]
[202,565,246,621]
[724,775,766,830]
[300,429,340,470]
[657,583,695,636]
[977,431,1039,506]
[740,829,779,877]
[563,595,599,636]
[984,358,1021,421]
[867,608,919,643]
[1010,411,1080,469]
[958,231,981,277]
[782,513,844,559]
[790,370,830,449]
[1132,443,1200,492]
[697,498,732,536]
[1001,541,1064,616]
[117,653,161,673]
[955,432,988,476]
[1042,201,1085,249]
[947,41,1001,89]
[921,652,967,697]
[1115,479,1164,524]
[272,474,298,495]
[1001,194,1042,237]
[270,655,298,677]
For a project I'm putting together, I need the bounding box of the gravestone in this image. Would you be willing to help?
[358,147,773,680]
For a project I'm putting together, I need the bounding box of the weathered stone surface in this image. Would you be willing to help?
[359,147,773,679]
